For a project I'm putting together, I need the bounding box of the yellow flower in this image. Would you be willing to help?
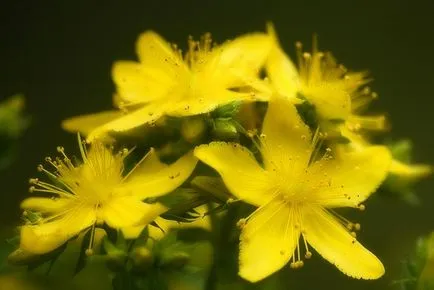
[266,24,386,139]
[63,31,272,142]
[194,95,391,282]
[19,135,197,255]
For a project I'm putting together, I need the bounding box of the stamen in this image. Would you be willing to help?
[236,218,247,229]
[86,222,97,256]
[329,209,359,231]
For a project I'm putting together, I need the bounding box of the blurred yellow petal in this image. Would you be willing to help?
[135,31,188,77]
[123,151,197,199]
[86,104,165,142]
[239,199,299,282]
[346,114,387,132]
[205,33,271,88]
[121,225,145,240]
[103,197,166,229]
[261,94,312,175]
[303,206,384,279]
[112,61,178,104]
[302,82,351,120]
[389,159,432,180]
[194,142,271,207]
[20,207,96,254]
[61,110,122,136]
[307,146,391,208]
[20,197,72,213]
[266,23,300,99]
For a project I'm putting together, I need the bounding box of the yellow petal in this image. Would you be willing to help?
[112,61,178,104]
[20,197,72,213]
[302,206,384,279]
[239,199,299,282]
[121,225,146,240]
[122,151,197,199]
[265,23,300,99]
[306,146,391,208]
[194,142,271,207]
[61,111,123,136]
[389,159,432,180]
[347,114,387,132]
[135,31,188,77]
[103,197,167,229]
[261,94,312,176]
[302,82,351,120]
[86,104,164,142]
[20,206,96,254]
[205,33,272,88]
[168,89,251,117]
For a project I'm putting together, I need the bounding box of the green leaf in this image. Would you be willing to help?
[211,118,239,140]
[153,188,208,223]
[211,101,242,119]
[190,176,231,202]
[73,228,92,275]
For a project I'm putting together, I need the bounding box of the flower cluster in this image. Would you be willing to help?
[10,24,431,286]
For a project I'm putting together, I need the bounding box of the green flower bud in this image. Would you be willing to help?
[212,119,238,140]
[131,246,154,272]
[181,117,206,143]
[160,251,190,270]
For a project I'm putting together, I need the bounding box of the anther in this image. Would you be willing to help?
[358,204,366,211]
[227,198,237,204]
[236,218,247,229]
[351,231,357,238]
[56,146,64,153]
[363,87,371,94]
[354,223,361,231]
[85,249,94,256]
[246,130,256,138]
[29,186,36,193]
[305,251,312,259]
[29,178,38,184]
[37,164,44,172]
[297,261,304,268]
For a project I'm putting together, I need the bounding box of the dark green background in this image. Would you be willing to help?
[0,0,433,289]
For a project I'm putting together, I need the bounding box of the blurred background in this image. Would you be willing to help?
[0,0,433,289]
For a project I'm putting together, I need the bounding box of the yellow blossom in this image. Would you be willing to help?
[195,94,391,282]
[266,24,386,139]
[265,24,429,181]
[19,135,197,255]
[62,31,272,142]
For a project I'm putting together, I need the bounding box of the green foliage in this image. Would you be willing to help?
[0,95,30,169]
[394,232,434,290]
[381,140,431,205]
